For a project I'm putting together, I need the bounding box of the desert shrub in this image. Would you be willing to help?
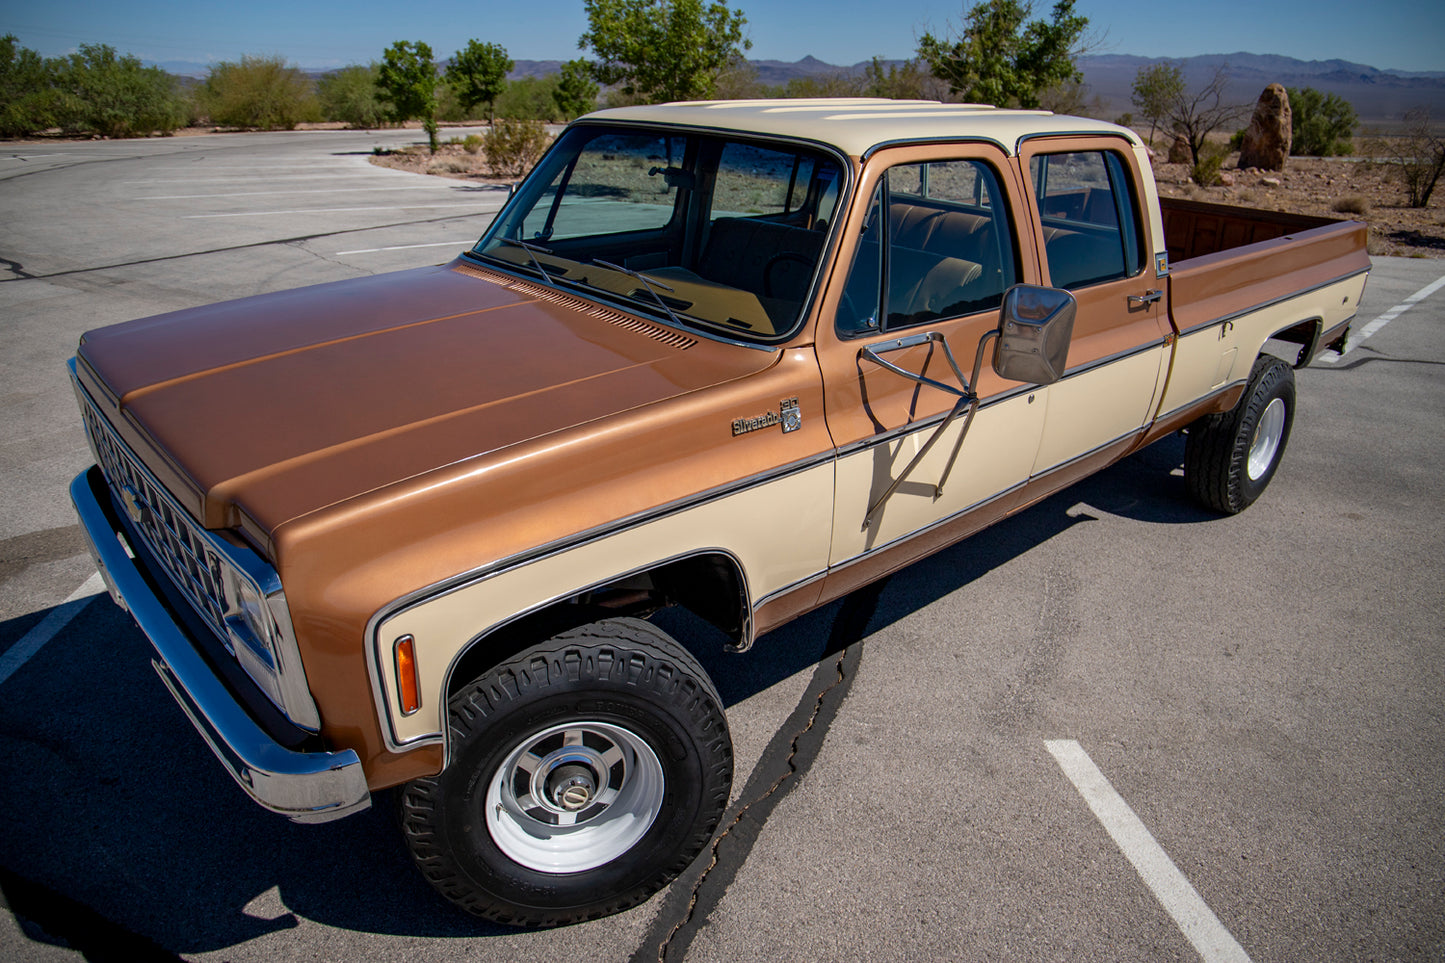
[1190,143,1226,187]
[463,133,484,154]
[484,118,550,176]
[1332,195,1369,215]
[201,55,318,129]
[1367,109,1445,208]
[319,64,387,127]
[1227,128,1246,152]
[51,43,189,136]
[1288,86,1357,156]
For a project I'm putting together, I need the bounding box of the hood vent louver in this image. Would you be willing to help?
[452,260,696,350]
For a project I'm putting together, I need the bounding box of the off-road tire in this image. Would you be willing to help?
[1185,355,1296,514]
[399,618,732,927]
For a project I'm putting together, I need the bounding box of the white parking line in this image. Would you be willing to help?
[1046,740,1252,963]
[138,185,459,200]
[336,240,477,255]
[185,203,499,218]
[0,572,104,688]
[1318,271,1445,363]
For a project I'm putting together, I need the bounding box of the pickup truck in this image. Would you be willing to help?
[68,99,1368,926]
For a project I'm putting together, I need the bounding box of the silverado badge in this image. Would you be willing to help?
[732,397,801,436]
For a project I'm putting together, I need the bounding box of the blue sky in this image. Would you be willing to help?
[5,0,1443,73]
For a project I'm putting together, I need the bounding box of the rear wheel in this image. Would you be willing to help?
[400,618,732,927]
[1185,355,1296,514]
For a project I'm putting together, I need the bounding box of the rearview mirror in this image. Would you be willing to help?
[992,284,1076,386]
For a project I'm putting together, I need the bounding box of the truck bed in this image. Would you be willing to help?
[1161,197,1369,368]
[1160,197,1344,263]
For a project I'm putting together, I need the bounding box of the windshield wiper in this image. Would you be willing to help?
[590,259,685,329]
[498,237,555,285]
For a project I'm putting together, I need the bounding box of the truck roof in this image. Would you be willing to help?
[583,99,1141,158]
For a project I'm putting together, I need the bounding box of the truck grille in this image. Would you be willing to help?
[77,391,233,648]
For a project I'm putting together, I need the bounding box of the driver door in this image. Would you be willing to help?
[815,144,1048,587]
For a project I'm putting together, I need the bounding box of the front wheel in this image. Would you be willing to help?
[400,618,732,927]
[1184,355,1296,514]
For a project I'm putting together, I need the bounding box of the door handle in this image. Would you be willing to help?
[1128,289,1163,306]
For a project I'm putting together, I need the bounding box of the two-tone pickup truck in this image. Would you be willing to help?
[68,99,1368,926]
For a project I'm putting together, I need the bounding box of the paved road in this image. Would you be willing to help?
[1,132,1441,962]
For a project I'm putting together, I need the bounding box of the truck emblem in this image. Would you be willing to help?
[119,485,146,525]
[733,397,801,436]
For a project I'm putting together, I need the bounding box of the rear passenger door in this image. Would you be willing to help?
[1017,137,1173,481]
[815,144,1047,570]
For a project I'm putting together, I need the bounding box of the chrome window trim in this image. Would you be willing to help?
[481,119,857,349]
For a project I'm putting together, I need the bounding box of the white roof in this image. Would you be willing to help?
[583,99,1140,158]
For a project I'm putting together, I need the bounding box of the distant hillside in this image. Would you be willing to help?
[1079,53,1445,128]
[157,52,1445,128]
[508,52,1445,127]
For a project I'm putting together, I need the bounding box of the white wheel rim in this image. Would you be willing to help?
[1247,397,1286,481]
[485,721,664,873]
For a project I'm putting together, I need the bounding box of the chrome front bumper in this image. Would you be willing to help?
[70,467,371,824]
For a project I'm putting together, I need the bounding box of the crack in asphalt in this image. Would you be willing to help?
[0,210,491,285]
[632,581,886,963]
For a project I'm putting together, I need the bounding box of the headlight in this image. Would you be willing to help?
[221,563,320,733]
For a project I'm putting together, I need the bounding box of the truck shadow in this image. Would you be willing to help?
[0,436,1212,953]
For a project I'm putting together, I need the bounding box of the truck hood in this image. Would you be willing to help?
[78,259,777,534]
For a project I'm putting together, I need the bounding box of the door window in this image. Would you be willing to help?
[1029,151,1144,289]
[836,159,1018,335]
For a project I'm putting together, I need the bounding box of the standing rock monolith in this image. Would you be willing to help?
[1238,84,1292,171]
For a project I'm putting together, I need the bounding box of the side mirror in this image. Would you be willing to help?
[992,284,1076,386]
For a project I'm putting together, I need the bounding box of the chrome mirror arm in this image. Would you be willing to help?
[858,329,1000,530]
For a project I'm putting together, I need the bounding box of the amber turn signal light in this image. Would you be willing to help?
[394,635,421,715]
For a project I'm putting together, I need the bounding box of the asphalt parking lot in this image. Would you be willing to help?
[1,131,1441,962]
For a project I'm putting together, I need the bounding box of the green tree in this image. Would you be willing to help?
[554,59,599,119]
[494,75,558,120]
[319,64,387,128]
[201,55,317,130]
[377,40,439,152]
[862,57,934,101]
[0,35,60,137]
[579,0,751,103]
[1287,86,1357,156]
[917,0,1088,109]
[1130,62,1185,146]
[51,43,188,137]
[446,40,512,125]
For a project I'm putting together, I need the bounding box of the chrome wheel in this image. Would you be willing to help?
[485,721,665,873]
[1247,397,1287,481]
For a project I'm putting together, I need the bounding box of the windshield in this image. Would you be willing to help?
[469,124,845,341]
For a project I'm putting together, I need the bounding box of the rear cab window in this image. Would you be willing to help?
[1028,150,1146,289]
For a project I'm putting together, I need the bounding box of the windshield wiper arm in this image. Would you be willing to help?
[498,237,555,285]
[590,259,684,328]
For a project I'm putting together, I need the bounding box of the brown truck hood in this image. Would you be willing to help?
[78,259,776,535]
